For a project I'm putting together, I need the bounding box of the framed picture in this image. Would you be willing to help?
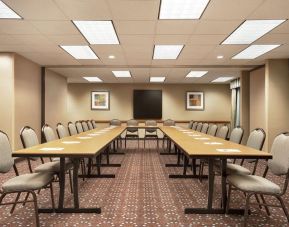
[186,91,204,110]
[91,91,110,110]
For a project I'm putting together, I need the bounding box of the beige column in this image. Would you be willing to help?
[240,70,250,144]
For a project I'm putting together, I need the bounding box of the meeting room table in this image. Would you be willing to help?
[12,125,126,214]
[159,126,272,215]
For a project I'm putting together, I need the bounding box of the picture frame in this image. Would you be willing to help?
[186,91,204,110]
[91,91,110,110]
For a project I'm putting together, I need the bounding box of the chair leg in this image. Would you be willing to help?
[27,158,33,173]
[30,191,40,227]
[260,195,270,216]
[49,183,55,210]
[10,192,21,214]
[276,195,289,222]
[254,194,262,210]
[68,169,73,193]
[244,193,253,227]
[199,161,204,182]
[226,185,232,214]
[23,192,30,206]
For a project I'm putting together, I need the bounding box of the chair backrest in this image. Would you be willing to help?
[81,121,89,131]
[127,119,138,133]
[229,127,244,144]
[56,123,69,139]
[163,119,175,126]
[196,122,203,132]
[192,122,198,130]
[201,123,209,134]
[75,121,83,133]
[207,124,218,136]
[0,130,14,173]
[188,120,194,129]
[268,133,289,176]
[20,126,40,148]
[42,124,57,142]
[216,125,229,139]
[87,121,93,130]
[246,128,266,150]
[110,119,121,126]
[145,120,157,133]
[68,122,78,135]
[91,120,97,129]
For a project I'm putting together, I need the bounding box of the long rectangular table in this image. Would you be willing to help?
[12,126,126,214]
[159,126,272,214]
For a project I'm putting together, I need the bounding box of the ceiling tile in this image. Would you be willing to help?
[118,35,154,45]
[30,21,79,35]
[179,45,215,59]
[156,20,199,35]
[255,34,289,45]
[154,35,190,45]
[114,21,156,34]
[46,35,87,45]
[0,21,40,34]
[187,34,227,45]
[194,20,242,34]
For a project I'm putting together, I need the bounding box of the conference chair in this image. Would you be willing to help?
[20,126,59,174]
[196,122,203,132]
[0,130,55,227]
[192,122,198,130]
[110,119,122,149]
[200,123,209,134]
[56,123,69,139]
[75,121,83,133]
[188,120,194,129]
[91,120,97,129]
[207,124,218,136]
[87,120,93,130]
[163,119,175,151]
[144,120,159,149]
[68,122,78,136]
[125,119,139,148]
[81,121,89,132]
[226,133,289,226]
[229,127,244,145]
[226,128,266,175]
[216,125,229,139]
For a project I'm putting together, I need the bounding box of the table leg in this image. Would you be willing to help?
[165,147,184,167]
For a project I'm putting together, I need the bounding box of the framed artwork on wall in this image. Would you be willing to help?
[186,91,204,110]
[91,91,110,110]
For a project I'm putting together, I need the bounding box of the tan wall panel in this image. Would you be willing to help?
[14,54,41,150]
[67,83,231,122]
[240,71,250,144]
[45,69,67,129]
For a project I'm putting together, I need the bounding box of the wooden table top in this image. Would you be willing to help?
[12,126,126,158]
[159,126,272,159]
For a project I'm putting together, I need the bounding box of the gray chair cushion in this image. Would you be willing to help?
[22,128,39,148]
[227,174,281,194]
[2,172,54,192]
[43,126,57,142]
[207,124,218,136]
[57,124,69,138]
[0,132,14,173]
[230,127,243,144]
[226,163,251,175]
[34,161,61,173]
[216,126,229,139]
[68,123,78,135]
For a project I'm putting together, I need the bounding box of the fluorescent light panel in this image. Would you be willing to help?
[153,45,184,59]
[186,71,208,78]
[211,77,234,83]
[83,77,102,82]
[60,45,98,59]
[233,45,280,59]
[0,1,21,19]
[223,20,285,44]
[73,20,119,44]
[112,71,131,78]
[159,0,209,19]
[150,77,166,82]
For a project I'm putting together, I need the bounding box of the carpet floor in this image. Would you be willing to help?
[0,141,289,226]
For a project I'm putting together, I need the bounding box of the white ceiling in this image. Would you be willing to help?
[0,0,289,83]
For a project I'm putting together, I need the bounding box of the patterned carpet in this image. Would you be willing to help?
[0,140,289,226]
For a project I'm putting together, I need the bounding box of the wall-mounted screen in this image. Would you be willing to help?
[133,90,162,119]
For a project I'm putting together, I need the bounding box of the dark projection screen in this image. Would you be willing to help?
[133,90,162,119]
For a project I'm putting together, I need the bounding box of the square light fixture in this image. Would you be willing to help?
[150,77,166,82]
[186,71,208,78]
[211,77,234,83]
[83,77,103,82]
[112,71,131,78]
[0,1,21,19]
[159,0,210,19]
[153,45,184,59]
[232,44,280,59]
[222,20,286,44]
[73,20,119,44]
[60,45,98,59]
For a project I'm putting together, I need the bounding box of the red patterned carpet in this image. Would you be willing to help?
[0,141,288,226]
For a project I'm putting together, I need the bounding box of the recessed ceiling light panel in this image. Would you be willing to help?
[222,20,286,44]
[186,71,208,78]
[83,77,103,82]
[73,20,119,44]
[232,44,280,59]
[153,45,184,59]
[60,45,98,59]
[211,77,235,83]
[150,77,166,82]
[0,1,21,19]
[112,71,131,78]
[159,0,210,19]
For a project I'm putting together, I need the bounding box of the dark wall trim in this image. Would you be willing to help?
[41,67,45,143]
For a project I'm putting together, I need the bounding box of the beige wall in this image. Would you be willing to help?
[240,71,250,144]
[67,83,231,122]
[0,54,15,145]
[45,69,68,128]
[14,54,41,149]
